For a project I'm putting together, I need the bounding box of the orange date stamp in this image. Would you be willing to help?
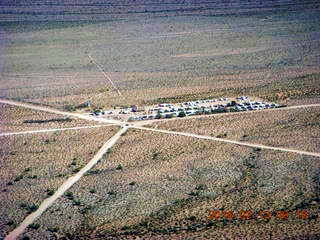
[208,209,317,221]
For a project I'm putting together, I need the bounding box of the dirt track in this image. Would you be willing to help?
[2,98,320,239]
[87,54,123,97]
[133,126,320,158]
[0,124,116,136]
[4,126,128,240]
[0,99,122,125]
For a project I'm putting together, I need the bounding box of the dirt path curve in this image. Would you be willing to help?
[87,54,123,97]
[0,99,123,125]
[0,124,117,136]
[5,126,128,240]
[134,103,320,126]
[134,126,320,158]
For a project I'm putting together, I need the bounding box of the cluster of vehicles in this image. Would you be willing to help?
[129,97,280,121]
[234,101,279,111]
[90,96,281,121]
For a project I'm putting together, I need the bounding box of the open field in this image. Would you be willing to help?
[1,1,320,109]
[0,126,117,238]
[0,103,105,133]
[17,129,320,239]
[148,106,320,153]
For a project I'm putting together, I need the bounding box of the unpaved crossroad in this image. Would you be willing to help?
[0,99,123,125]
[0,124,116,136]
[4,126,128,240]
[2,98,320,239]
[134,126,320,158]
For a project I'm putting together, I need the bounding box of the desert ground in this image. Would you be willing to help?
[0,1,319,239]
[17,129,320,239]
[0,103,106,133]
[0,125,117,239]
[1,1,320,109]
[147,106,320,153]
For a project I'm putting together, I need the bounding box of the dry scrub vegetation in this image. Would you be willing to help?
[1,3,320,109]
[0,103,99,133]
[149,106,320,153]
[10,67,320,110]
[0,126,117,238]
[22,129,320,239]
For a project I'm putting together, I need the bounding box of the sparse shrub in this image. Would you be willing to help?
[72,168,81,173]
[187,216,197,221]
[116,164,123,170]
[28,223,40,230]
[46,188,55,196]
[7,220,14,226]
[87,169,102,175]
[72,199,81,206]
[14,175,23,182]
[187,191,200,196]
[80,206,92,214]
[152,152,160,160]
[24,168,31,172]
[66,192,74,200]
[20,203,27,208]
[178,111,186,117]
[195,184,208,191]
[129,181,136,186]
[89,189,96,193]
[30,175,38,179]
[121,225,130,230]
[155,112,163,119]
[24,204,38,213]
[44,138,56,144]
[108,190,116,195]
[106,148,113,154]
[48,227,59,233]
[63,104,76,112]
[7,181,13,186]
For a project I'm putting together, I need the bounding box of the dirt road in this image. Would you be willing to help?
[0,99,123,125]
[2,98,320,240]
[0,124,116,136]
[87,54,122,96]
[4,126,128,240]
[134,126,320,158]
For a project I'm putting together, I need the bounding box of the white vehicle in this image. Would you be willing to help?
[186,110,197,116]
[237,96,248,100]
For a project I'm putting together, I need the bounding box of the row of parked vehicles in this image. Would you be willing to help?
[130,100,280,121]
[90,96,281,120]
[234,101,279,111]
